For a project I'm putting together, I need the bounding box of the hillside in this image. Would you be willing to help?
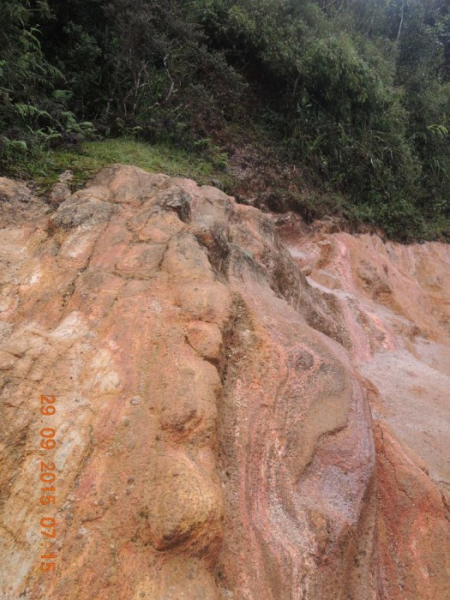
[1,2,450,597]
[1,0,450,240]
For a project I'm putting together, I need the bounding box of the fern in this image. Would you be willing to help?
[15,103,53,122]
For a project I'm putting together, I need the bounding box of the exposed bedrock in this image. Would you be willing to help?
[0,168,449,599]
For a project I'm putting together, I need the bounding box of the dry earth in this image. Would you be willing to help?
[0,167,449,599]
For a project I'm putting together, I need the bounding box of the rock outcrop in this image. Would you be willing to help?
[0,167,449,599]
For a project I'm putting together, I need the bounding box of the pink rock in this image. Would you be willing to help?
[0,166,449,599]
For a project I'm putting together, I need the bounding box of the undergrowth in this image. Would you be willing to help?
[13,138,234,193]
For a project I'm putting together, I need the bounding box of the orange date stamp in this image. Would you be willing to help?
[39,394,57,573]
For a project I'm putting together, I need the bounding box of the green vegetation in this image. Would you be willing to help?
[22,137,233,191]
[1,0,450,240]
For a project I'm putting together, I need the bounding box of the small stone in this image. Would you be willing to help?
[186,321,223,361]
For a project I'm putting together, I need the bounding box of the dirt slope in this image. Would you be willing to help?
[0,168,449,599]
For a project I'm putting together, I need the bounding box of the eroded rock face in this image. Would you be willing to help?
[280,217,450,600]
[0,166,448,599]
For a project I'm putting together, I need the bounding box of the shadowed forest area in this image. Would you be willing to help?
[1,0,449,240]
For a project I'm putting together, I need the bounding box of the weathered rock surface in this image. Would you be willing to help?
[280,217,450,599]
[0,167,448,599]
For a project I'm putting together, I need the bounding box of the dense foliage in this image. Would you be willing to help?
[1,0,449,240]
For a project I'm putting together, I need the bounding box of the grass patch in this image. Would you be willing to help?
[20,138,233,192]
